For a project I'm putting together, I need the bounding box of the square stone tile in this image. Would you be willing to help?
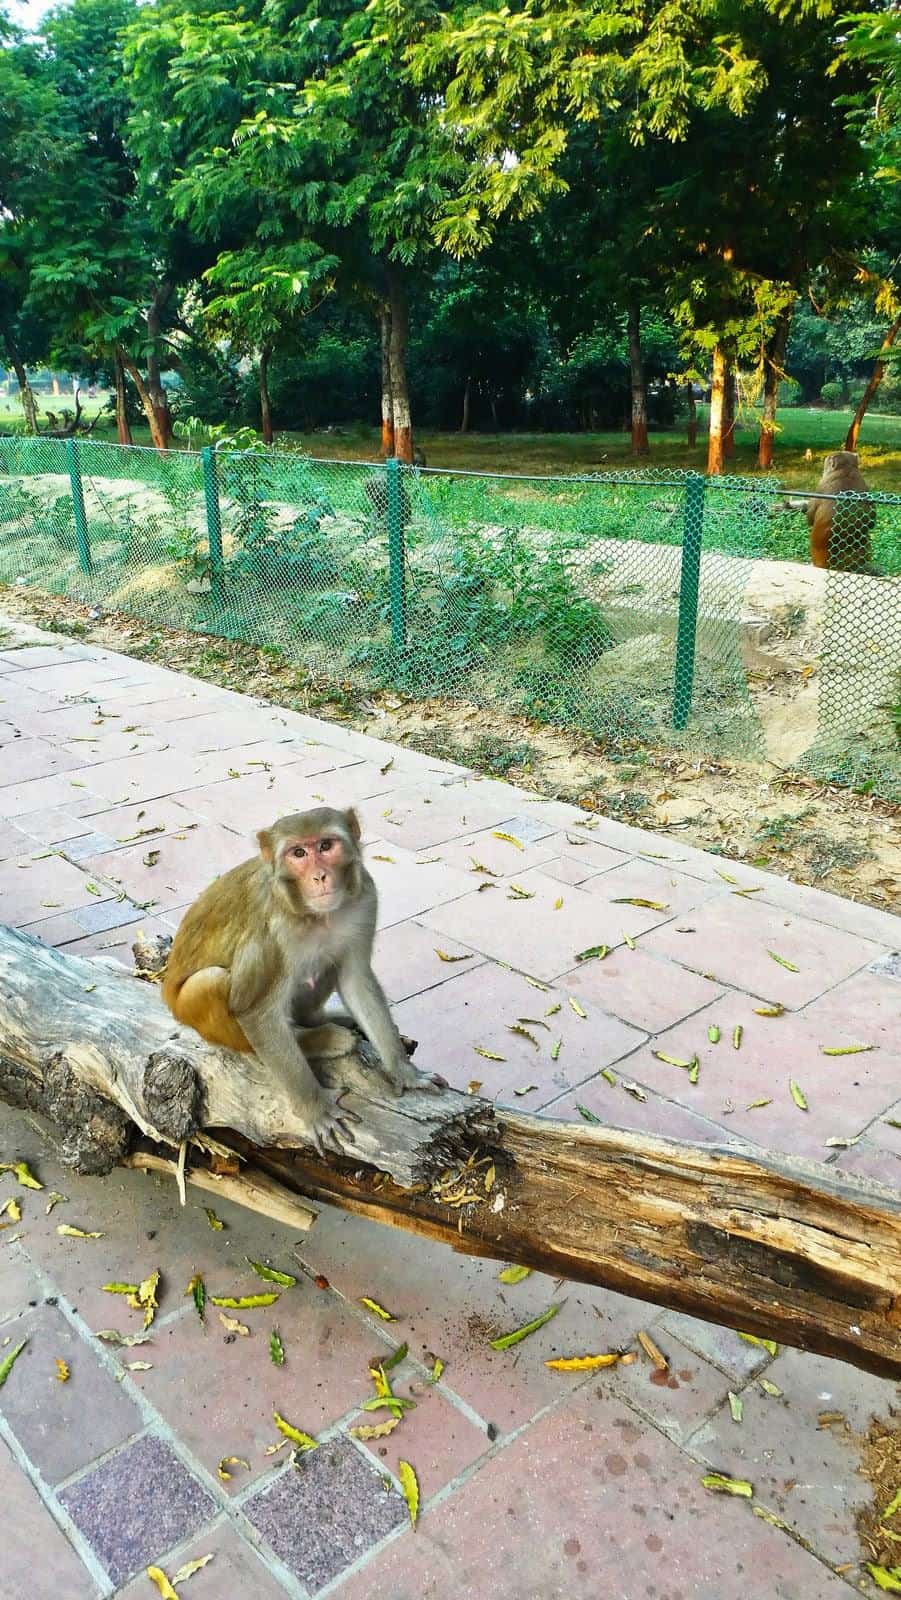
[802,968,901,1054]
[76,795,210,845]
[392,962,645,1103]
[0,644,95,669]
[171,760,388,832]
[411,826,564,881]
[243,1437,405,1590]
[335,1390,852,1600]
[580,856,724,937]
[72,897,147,934]
[55,830,119,862]
[8,803,97,843]
[355,781,520,853]
[72,749,227,807]
[373,920,486,1004]
[115,1524,291,1600]
[0,818,32,860]
[9,659,129,695]
[59,1434,215,1586]
[297,1207,659,1434]
[2,737,84,783]
[690,1348,900,1566]
[835,1139,901,1188]
[56,914,175,961]
[348,1369,490,1499]
[641,895,886,1007]
[657,1311,775,1383]
[0,1247,42,1323]
[545,1077,737,1146]
[602,1330,734,1445]
[55,728,171,766]
[365,841,474,929]
[557,946,724,1033]
[0,1438,100,1599]
[0,1303,143,1484]
[0,772,105,820]
[622,995,901,1159]
[83,823,250,913]
[422,870,650,984]
[0,851,113,924]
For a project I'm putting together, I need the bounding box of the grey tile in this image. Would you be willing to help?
[496,813,557,843]
[59,1434,215,1585]
[657,1311,771,1382]
[57,832,118,861]
[73,897,145,933]
[244,1439,405,1590]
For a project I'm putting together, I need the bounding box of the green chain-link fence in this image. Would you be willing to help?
[0,436,899,798]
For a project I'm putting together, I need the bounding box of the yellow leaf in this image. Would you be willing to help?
[738,1332,778,1356]
[1,1198,22,1222]
[360,1297,395,1321]
[217,1456,250,1481]
[0,1339,27,1389]
[435,948,473,962]
[523,976,548,991]
[372,853,395,863]
[789,1079,808,1110]
[474,1046,506,1061]
[653,1051,694,1069]
[209,1293,279,1309]
[568,997,587,1019]
[45,1192,67,1214]
[398,1460,420,1529]
[509,1024,539,1050]
[498,1265,531,1284]
[102,1282,139,1296]
[746,1097,772,1109]
[545,1352,621,1371]
[767,949,799,972]
[246,1259,297,1287]
[218,1311,250,1336]
[821,1043,874,1056]
[171,1555,214,1584]
[204,1208,225,1230]
[513,1083,538,1095]
[57,1224,102,1238]
[350,1416,401,1441]
[146,1567,179,1600]
[544,1002,561,1017]
[623,931,636,950]
[553,897,563,910]
[136,1268,160,1329]
[491,830,524,849]
[126,1360,153,1371]
[715,868,739,884]
[430,1355,444,1382]
[273,1412,318,1451]
[54,1358,70,1382]
[507,884,534,900]
[866,1568,901,1593]
[0,1160,43,1190]
[732,1025,743,1051]
[754,1004,784,1017]
[610,897,668,910]
[758,1378,783,1397]
[701,1474,753,1497]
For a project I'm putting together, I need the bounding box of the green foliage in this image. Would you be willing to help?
[820,380,845,409]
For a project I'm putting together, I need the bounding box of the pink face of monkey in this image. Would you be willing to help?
[258,808,361,917]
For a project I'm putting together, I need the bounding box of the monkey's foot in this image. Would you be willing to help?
[298,1022,357,1061]
[305,1089,361,1157]
[381,1056,446,1095]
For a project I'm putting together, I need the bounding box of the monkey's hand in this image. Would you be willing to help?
[381,1053,447,1095]
[303,1087,361,1157]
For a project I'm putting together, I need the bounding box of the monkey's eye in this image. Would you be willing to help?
[319,837,334,853]
[290,845,307,859]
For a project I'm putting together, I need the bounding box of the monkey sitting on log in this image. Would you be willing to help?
[161,807,431,1153]
[799,450,878,573]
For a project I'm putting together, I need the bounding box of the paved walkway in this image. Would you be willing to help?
[0,612,898,1600]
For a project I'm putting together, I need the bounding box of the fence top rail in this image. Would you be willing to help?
[3,435,901,505]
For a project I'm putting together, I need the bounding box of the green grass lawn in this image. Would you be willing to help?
[3,396,901,490]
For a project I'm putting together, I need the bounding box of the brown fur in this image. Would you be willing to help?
[805,451,876,572]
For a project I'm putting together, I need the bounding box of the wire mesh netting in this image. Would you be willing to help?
[0,436,898,799]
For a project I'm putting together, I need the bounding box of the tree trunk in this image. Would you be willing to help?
[707,345,727,474]
[758,307,793,470]
[685,383,698,448]
[627,300,650,456]
[114,349,133,446]
[460,375,472,433]
[723,360,736,459]
[845,310,901,452]
[145,282,174,450]
[1,923,899,1380]
[118,348,169,451]
[386,266,413,463]
[379,305,394,457]
[2,327,39,434]
[258,344,273,446]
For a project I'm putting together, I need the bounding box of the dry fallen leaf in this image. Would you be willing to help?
[398,1460,420,1529]
[0,1160,43,1190]
[350,1416,401,1441]
[545,1352,621,1371]
[57,1224,103,1239]
[568,997,587,1019]
[738,1332,778,1356]
[701,1473,753,1497]
[209,1293,279,1309]
[492,830,524,849]
[360,1297,395,1321]
[217,1455,251,1481]
[474,1046,506,1061]
[146,1567,179,1599]
[1,1198,22,1222]
[767,949,799,972]
[273,1411,318,1451]
[246,1259,297,1287]
[171,1555,214,1584]
[54,1357,70,1382]
[498,1264,531,1285]
[218,1311,250,1336]
[435,948,473,963]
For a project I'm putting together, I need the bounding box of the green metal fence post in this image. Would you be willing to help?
[201,445,225,601]
[65,438,92,575]
[386,456,408,652]
[672,470,706,729]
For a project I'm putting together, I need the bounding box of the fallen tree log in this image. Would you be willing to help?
[1,924,899,1378]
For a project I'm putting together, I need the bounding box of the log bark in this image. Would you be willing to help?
[0,923,899,1378]
[845,310,901,452]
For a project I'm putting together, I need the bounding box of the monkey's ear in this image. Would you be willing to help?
[345,808,361,843]
[257,827,275,862]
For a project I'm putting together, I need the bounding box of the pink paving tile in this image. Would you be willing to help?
[0,1440,100,1600]
[298,1207,658,1434]
[116,1525,291,1600]
[870,1099,901,1157]
[373,919,486,1003]
[0,771,106,819]
[0,643,95,669]
[557,946,724,1034]
[9,659,142,695]
[2,736,85,783]
[413,826,564,880]
[0,850,113,924]
[543,828,635,873]
[536,853,607,887]
[657,1312,775,1382]
[0,1245,42,1322]
[641,894,887,1007]
[173,760,392,830]
[348,1367,490,1499]
[580,855,725,938]
[392,962,645,1102]
[546,1077,736,1146]
[83,823,250,912]
[834,1139,901,1187]
[801,966,901,1053]
[422,869,649,984]
[70,748,230,806]
[750,875,901,948]
[365,841,473,928]
[355,781,523,853]
[334,1389,851,1600]
[0,819,32,860]
[74,794,210,844]
[692,1348,899,1567]
[123,1287,382,1490]
[61,913,177,960]
[18,909,88,945]
[620,995,901,1159]
[6,802,97,842]
[54,727,171,766]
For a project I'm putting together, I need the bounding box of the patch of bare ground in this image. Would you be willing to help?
[1,584,898,916]
[856,1415,901,1579]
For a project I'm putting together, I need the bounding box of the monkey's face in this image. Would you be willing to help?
[276,829,352,915]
